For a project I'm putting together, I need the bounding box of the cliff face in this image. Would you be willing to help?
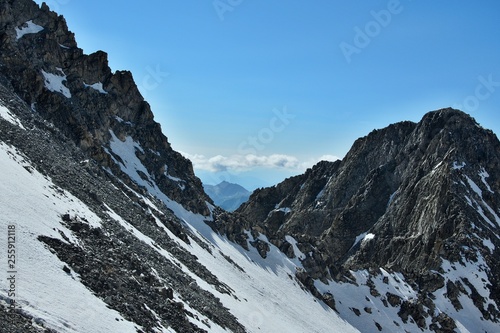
[0,0,210,214]
[235,109,500,331]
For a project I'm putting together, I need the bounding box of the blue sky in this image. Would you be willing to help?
[35,0,500,190]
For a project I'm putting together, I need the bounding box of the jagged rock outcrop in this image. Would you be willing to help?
[0,0,210,214]
[233,108,500,331]
[0,78,246,333]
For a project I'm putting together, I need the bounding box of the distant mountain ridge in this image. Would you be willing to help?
[204,181,251,211]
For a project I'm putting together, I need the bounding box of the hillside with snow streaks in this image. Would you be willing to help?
[102,113,360,333]
[233,109,500,332]
[0,95,358,332]
[0,142,140,333]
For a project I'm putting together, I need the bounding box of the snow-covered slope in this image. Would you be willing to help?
[0,141,140,333]
[0,97,359,332]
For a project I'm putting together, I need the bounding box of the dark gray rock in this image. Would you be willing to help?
[235,108,500,331]
[0,0,211,216]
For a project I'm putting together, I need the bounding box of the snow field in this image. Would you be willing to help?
[0,141,140,333]
[104,132,359,332]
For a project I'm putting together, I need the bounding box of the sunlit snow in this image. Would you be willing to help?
[42,68,71,98]
[15,20,44,40]
[84,82,108,94]
[0,104,25,129]
[0,142,139,333]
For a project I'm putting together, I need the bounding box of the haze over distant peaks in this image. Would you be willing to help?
[204,181,251,211]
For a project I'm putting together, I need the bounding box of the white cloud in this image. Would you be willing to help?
[181,153,300,172]
[181,152,341,173]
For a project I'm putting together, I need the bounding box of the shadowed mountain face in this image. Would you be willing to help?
[231,109,500,330]
[0,0,211,215]
[1,1,500,332]
[204,181,251,211]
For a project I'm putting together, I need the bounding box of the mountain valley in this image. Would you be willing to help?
[1,1,500,333]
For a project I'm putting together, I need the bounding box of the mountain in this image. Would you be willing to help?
[231,109,500,332]
[1,1,500,333]
[0,1,359,332]
[204,181,251,212]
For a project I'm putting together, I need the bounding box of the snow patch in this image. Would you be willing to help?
[387,191,397,208]
[15,20,44,40]
[107,130,150,186]
[0,103,25,129]
[351,232,367,250]
[479,168,494,193]
[84,82,108,94]
[482,238,495,252]
[269,206,292,216]
[42,68,71,98]
[362,233,375,244]
[316,187,326,200]
[349,232,376,250]
[465,176,482,198]
[114,116,134,126]
[277,207,292,214]
[432,160,444,172]
[164,165,183,183]
[285,235,306,260]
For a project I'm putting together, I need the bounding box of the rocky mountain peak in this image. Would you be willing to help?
[230,108,500,331]
[0,0,211,214]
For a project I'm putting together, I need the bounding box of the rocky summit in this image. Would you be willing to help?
[233,108,500,331]
[1,1,500,333]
